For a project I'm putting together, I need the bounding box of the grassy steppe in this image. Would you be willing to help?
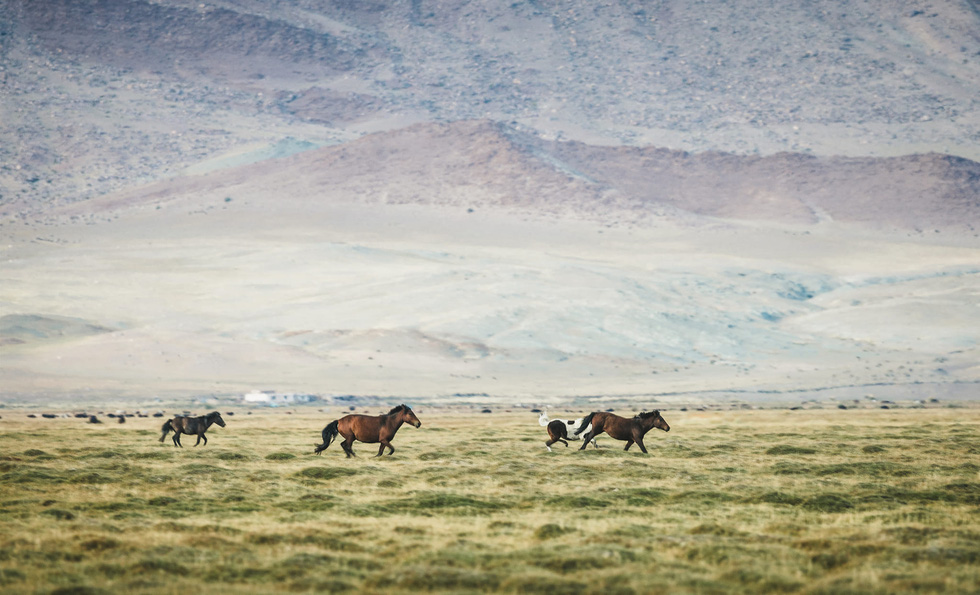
[1,408,978,594]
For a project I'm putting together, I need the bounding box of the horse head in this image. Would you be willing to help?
[638,410,670,432]
[209,411,227,427]
[650,410,670,432]
[400,404,422,428]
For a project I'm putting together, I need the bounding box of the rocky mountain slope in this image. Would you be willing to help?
[3,0,979,208]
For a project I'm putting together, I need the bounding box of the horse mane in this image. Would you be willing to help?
[385,404,407,416]
[636,410,661,419]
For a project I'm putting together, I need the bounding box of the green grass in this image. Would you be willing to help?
[0,408,978,593]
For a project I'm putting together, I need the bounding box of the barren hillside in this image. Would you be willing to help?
[3,0,979,206]
[2,119,978,404]
[42,120,980,232]
[1,2,978,405]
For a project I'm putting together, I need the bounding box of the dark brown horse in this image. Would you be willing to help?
[314,404,421,458]
[159,411,226,447]
[574,410,670,453]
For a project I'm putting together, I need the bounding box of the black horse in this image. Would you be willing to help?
[159,411,226,447]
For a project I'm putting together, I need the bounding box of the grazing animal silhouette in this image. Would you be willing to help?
[160,411,226,447]
[574,410,670,453]
[314,405,421,458]
[538,412,597,451]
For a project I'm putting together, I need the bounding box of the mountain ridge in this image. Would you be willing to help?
[40,119,980,233]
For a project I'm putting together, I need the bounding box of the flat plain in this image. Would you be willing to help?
[1,406,978,594]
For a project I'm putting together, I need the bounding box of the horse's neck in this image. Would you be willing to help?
[201,416,213,429]
[386,416,405,432]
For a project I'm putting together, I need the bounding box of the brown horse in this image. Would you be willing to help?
[574,410,670,453]
[314,404,421,458]
[159,411,226,447]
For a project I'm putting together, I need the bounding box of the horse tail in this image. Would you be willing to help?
[573,413,595,436]
[314,420,339,455]
[538,412,550,426]
[159,419,173,442]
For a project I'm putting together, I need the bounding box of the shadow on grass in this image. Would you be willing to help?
[354,491,513,517]
[294,467,358,481]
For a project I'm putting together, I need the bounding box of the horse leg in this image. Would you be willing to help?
[546,437,565,451]
[624,439,634,451]
[636,438,648,454]
[198,433,208,446]
[590,438,598,449]
[194,433,202,446]
[378,441,394,456]
[173,431,182,447]
[578,432,596,450]
[342,437,356,458]
[376,442,387,457]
